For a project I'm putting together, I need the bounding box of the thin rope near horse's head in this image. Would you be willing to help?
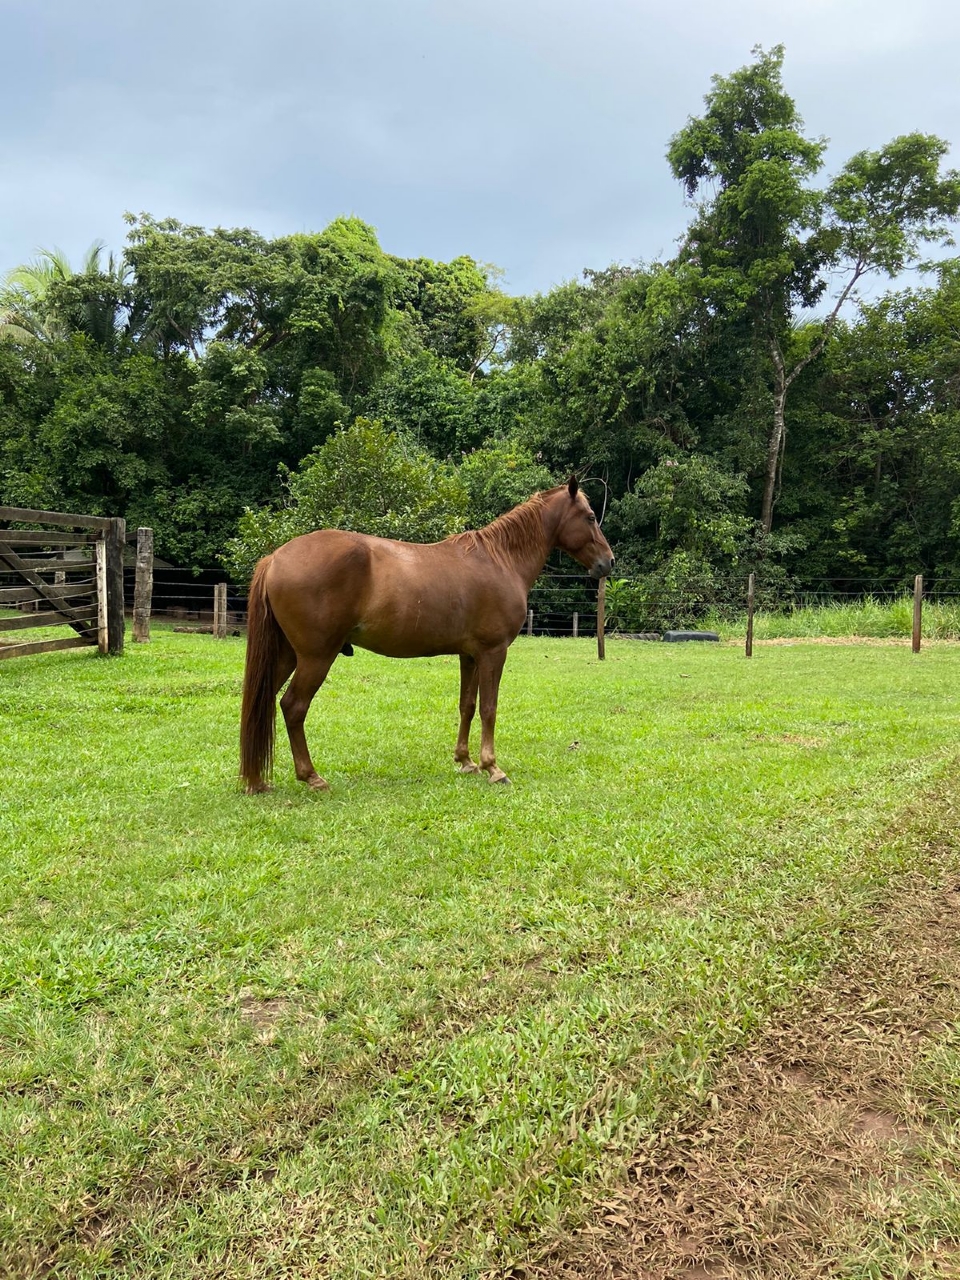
[577,474,610,526]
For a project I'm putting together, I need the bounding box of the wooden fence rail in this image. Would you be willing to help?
[0,508,127,661]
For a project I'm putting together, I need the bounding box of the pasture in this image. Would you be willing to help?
[3,632,960,1277]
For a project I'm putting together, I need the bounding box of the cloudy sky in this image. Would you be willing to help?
[2,0,958,295]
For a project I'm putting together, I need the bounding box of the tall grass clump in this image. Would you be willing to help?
[702,595,960,641]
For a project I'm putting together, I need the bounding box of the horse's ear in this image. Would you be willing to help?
[567,474,579,498]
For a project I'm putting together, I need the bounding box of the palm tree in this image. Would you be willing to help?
[0,241,110,344]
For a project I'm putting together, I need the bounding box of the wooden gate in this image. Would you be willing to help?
[0,507,126,661]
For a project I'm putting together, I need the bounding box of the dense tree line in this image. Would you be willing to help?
[2,47,959,617]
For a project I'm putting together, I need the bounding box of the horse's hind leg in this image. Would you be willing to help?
[454,654,481,774]
[280,652,338,791]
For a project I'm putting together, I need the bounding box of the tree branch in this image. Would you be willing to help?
[783,256,870,391]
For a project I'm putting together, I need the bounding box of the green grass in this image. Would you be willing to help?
[3,629,960,1276]
[703,594,960,640]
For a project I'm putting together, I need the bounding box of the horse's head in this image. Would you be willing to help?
[553,476,615,579]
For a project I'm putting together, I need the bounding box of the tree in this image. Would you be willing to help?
[3,336,174,516]
[361,349,480,455]
[811,262,960,579]
[457,440,554,528]
[222,418,468,581]
[392,255,516,380]
[0,243,112,344]
[669,45,960,533]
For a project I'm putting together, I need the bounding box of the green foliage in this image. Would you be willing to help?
[605,456,753,627]
[5,336,173,515]
[667,44,828,318]
[827,134,960,276]
[188,341,282,451]
[0,242,112,345]
[666,45,960,536]
[615,455,751,557]
[605,556,722,631]
[392,255,494,371]
[361,349,480,454]
[223,418,469,580]
[457,440,555,527]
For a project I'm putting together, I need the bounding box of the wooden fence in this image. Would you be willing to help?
[0,507,126,661]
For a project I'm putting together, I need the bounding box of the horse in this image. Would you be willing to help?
[239,476,614,793]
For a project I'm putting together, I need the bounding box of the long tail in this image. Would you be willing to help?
[240,556,282,791]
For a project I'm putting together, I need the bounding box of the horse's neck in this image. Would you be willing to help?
[513,534,552,592]
[484,495,557,591]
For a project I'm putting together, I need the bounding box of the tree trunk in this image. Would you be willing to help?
[760,379,787,535]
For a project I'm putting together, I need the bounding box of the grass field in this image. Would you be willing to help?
[3,630,960,1277]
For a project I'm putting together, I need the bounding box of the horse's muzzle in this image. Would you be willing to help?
[590,557,615,579]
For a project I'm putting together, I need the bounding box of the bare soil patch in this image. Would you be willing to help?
[533,823,960,1278]
[238,993,293,1030]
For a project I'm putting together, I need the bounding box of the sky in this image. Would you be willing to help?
[1,0,958,297]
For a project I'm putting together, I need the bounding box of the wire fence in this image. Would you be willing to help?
[9,524,960,642]
[97,567,960,643]
[118,571,605,636]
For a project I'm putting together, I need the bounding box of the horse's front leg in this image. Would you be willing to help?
[279,652,337,790]
[454,654,481,774]
[477,646,510,784]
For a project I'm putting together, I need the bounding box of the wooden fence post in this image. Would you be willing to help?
[746,572,755,659]
[95,537,109,655]
[573,611,579,639]
[597,577,606,661]
[105,517,125,655]
[913,574,923,654]
[133,527,153,643]
[213,583,228,638]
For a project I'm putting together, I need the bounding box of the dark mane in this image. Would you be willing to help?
[450,488,559,567]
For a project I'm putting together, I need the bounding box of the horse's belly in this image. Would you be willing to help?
[351,592,525,658]
[351,616,463,659]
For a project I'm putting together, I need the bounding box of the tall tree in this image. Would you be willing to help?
[668,45,960,532]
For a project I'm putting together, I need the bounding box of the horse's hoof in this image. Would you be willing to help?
[457,762,480,775]
[488,772,511,785]
[245,781,272,795]
[306,774,330,792]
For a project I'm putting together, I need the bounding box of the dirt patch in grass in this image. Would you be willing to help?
[753,732,826,748]
[238,993,293,1029]
[535,844,960,1278]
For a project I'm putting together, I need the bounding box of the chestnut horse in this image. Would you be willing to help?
[239,477,614,792]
